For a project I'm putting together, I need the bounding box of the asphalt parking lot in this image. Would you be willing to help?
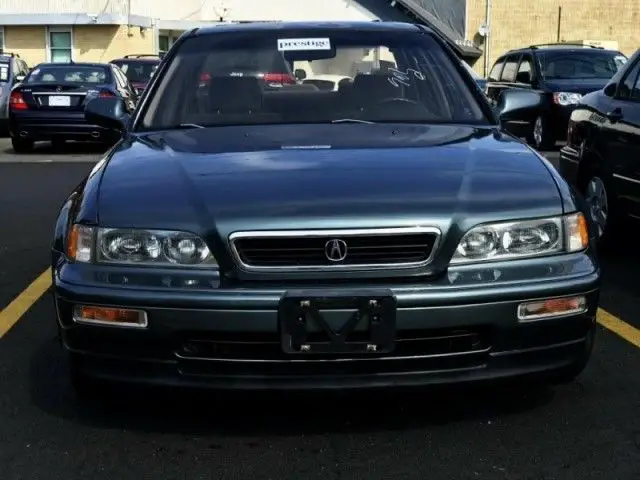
[1,137,639,480]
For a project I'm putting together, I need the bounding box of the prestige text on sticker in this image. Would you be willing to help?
[277,38,332,51]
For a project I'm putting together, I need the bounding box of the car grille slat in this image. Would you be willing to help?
[230,228,440,271]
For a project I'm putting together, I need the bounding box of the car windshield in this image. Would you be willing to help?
[113,61,158,83]
[537,50,627,79]
[26,65,111,84]
[0,61,9,82]
[138,29,488,131]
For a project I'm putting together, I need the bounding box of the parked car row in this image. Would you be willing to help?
[477,42,638,250]
[2,53,162,150]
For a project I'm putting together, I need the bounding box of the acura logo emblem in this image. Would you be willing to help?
[56,86,62,92]
[325,239,348,262]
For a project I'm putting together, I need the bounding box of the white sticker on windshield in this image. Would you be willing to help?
[277,38,331,51]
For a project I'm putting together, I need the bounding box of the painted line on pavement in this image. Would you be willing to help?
[0,268,639,348]
[0,268,51,338]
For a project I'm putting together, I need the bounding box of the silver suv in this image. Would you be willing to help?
[0,52,30,133]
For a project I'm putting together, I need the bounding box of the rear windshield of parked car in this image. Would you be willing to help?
[112,61,158,83]
[25,65,112,84]
[537,50,627,79]
[138,29,489,130]
[0,61,9,82]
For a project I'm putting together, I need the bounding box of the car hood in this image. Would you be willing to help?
[544,78,609,95]
[96,124,563,243]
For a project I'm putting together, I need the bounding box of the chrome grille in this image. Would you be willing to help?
[229,227,441,272]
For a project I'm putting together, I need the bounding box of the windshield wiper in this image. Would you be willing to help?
[331,118,376,124]
[177,123,204,129]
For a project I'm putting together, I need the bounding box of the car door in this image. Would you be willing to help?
[598,55,640,218]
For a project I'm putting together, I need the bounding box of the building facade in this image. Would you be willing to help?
[0,0,481,67]
[466,0,640,76]
[0,0,635,73]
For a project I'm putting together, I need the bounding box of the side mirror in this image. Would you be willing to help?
[85,97,130,132]
[496,89,544,123]
[603,82,617,97]
[294,69,306,81]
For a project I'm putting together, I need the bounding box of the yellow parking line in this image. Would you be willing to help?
[1,267,640,349]
[0,268,52,338]
[597,308,640,349]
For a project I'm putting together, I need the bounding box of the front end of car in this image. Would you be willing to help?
[53,202,599,391]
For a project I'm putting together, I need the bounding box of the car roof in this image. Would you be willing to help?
[193,20,424,36]
[34,62,111,68]
[111,57,160,63]
[501,43,620,58]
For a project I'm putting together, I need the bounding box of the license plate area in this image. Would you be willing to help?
[49,95,71,107]
[279,289,397,355]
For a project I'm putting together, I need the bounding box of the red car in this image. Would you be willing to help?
[109,54,160,95]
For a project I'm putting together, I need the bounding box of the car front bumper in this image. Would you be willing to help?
[54,252,600,391]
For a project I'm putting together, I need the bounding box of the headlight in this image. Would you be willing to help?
[450,213,589,265]
[67,226,217,267]
[553,92,582,106]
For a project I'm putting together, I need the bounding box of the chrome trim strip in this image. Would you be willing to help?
[33,92,87,95]
[228,226,442,273]
[174,346,490,363]
[613,173,640,185]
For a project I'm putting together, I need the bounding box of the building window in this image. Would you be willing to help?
[158,35,170,54]
[48,27,73,62]
[0,27,5,53]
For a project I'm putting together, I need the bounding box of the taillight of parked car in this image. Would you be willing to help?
[263,73,296,85]
[99,90,116,97]
[9,90,28,110]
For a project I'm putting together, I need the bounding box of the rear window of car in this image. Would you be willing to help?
[537,50,628,79]
[0,61,10,82]
[112,60,158,83]
[139,28,489,131]
[25,65,112,84]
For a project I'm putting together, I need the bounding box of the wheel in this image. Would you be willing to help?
[581,170,620,251]
[11,136,34,153]
[528,115,555,151]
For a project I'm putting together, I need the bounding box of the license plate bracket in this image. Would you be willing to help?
[279,289,397,355]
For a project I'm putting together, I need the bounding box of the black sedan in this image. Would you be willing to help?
[8,62,138,152]
[560,48,640,250]
[52,21,600,397]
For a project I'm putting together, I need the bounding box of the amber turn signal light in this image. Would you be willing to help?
[517,295,587,321]
[72,305,148,328]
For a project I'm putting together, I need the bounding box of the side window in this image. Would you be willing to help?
[488,58,505,82]
[500,54,520,83]
[516,54,533,84]
[113,67,128,89]
[617,60,640,101]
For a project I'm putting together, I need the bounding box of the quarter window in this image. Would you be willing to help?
[48,28,73,63]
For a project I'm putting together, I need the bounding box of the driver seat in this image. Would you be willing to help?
[351,73,404,111]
